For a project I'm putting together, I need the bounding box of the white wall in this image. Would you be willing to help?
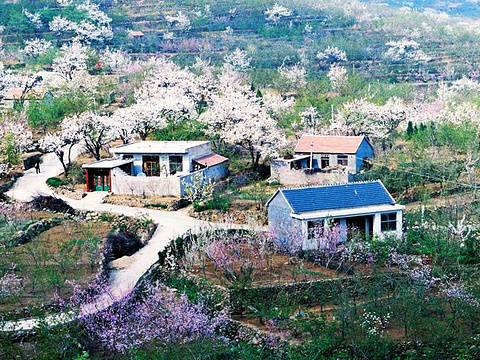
[111,168,182,196]
[123,143,212,177]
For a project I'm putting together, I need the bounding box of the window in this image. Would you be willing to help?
[192,161,205,172]
[321,155,330,168]
[381,213,397,232]
[337,155,348,166]
[308,220,323,240]
[143,156,160,176]
[169,155,183,175]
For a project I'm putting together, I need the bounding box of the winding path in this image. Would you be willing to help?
[3,149,248,332]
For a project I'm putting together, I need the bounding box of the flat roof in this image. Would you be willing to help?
[82,158,133,169]
[194,153,229,167]
[110,141,210,155]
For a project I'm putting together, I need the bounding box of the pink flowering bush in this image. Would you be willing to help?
[0,271,23,299]
[79,283,228,353]
[205,232,267,285]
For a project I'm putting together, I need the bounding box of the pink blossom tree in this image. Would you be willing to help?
[78,283,227,353]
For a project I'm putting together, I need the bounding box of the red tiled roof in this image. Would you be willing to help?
[194,153,229,167]
[294,135,366,154]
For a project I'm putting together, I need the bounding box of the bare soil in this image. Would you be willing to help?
[189,254,342,287]
[0,220,112,318]
[190,199,267,225]
[103,194,179,209]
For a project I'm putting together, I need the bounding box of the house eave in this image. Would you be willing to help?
[291,203,405,220]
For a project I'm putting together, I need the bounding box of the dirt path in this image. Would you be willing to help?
[2,150,256,332]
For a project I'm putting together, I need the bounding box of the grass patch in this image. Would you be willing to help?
[193,195,231,213]
[46,177,68,188]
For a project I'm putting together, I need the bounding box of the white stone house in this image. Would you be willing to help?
[83,141,229,196]
[266,181,404,248]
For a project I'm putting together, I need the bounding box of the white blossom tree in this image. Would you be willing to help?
[262,91,295,115]
[0,62,9,102]
[300,106,322,134]
[115,102,167,141]
[336,97,408,148]
[136,59,201,122]
[278,63,307,88]
[61,112,112,160]
[40,118,81,176]
[23,10,43,30]
[316,47,347,65]
[48,2,113,43]
[327,64,348,91]
[80,112,113,160]
[102,48,133,74]
[265,3,292,23]
[49,16,77,33]
[21,39,53,58]
[52,41,89,81]
[384,38,430,63]
[3,72,43,108]
[224,48,251,72]
[200,71,285,170]
[164,11,191,30]
[0,113,33,166]
[108,107,136,144]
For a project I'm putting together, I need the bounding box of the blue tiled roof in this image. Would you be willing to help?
[279,181,395,214]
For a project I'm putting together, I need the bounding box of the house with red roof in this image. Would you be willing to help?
[83,141,228,196]
[271,135,374,185]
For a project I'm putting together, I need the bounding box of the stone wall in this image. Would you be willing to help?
[276,167,351,186]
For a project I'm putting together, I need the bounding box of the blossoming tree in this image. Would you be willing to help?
[200,69,285,170]
[40,118,82,175]
[52,41,89,81]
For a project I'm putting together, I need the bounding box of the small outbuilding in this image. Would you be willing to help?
[266,181,404,248]
[83,140,229,196]
[294,135,374,174]
[271,135,374,186]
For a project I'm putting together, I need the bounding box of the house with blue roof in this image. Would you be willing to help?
[266,180,404,248]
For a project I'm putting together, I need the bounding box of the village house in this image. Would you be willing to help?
[83,140,229,197]
[270,135,374,186]
[0,87,52,109]
[128,30,145,39]
[266,180,404,248]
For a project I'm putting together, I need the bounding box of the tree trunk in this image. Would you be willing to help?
[56,150,69,176]
[250,149,256,170]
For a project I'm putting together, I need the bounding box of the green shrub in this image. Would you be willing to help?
[67,163,86,185]
[144,203,168,209]
[46,177,67,188]
[153,119,206,141]
[193,195,231,213]
[2,133,21,166]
